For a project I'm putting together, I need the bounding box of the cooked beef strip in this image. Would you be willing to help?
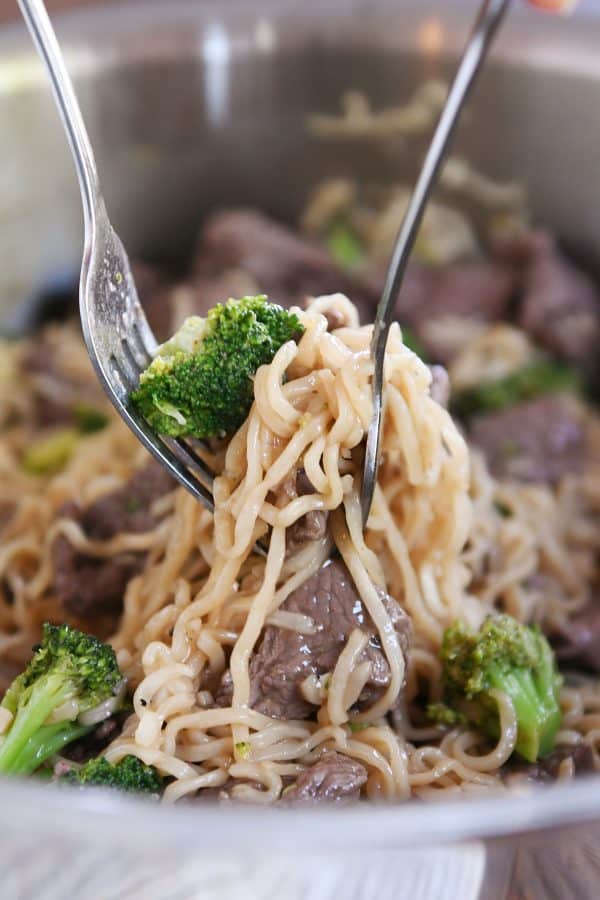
[225,558,411,720]
[61,712,128,764]
[468,395,587,484]
[493,232,600,374]
[21,334,100,429]
[195,209,379,322]
[503,743,595,787]
[285,469,329,557]
[552,602,600,674]
[393,261,516,364]
[520,249,600,373]
[282,751,368,805]
[52,460,174,617]
[491,229,553,268]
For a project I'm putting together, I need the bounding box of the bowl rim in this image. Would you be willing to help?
[1,0,600,846]
[1,772,599,850]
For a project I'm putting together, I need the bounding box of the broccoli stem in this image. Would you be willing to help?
[10,722,91,776]
[486,664,558,762]
[0,672,77,774]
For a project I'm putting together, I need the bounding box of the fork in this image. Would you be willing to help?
[19,0,509,528]
[360,0,510,524]
[18,0,216,512]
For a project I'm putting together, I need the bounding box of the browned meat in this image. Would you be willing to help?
[62,713,128,764]
[429,365,450,408]
[283,751,368,805]
[468,395,587,484]
[394,261,516,363]
[504,743,595,787]
[552,603,600,673]
[286,469,329,556]
[21,335,94,429]
[494,231,600,373]
[491,229,553,267]
[242,558,411,720]
[195,209,379,321]
[521,250,600,369]
[52,460,174,617]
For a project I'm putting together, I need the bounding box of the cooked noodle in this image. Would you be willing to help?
[1,283,598,802]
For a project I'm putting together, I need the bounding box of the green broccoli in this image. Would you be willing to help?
[0,624,124,776]
[429,614,562,762]
[326,221,365,269]
[130,295,304,439]
[401,325,427,360]
[451,360,579,421]
[22,405,109,476]
[22,428,81,475]
[60,755,162,795]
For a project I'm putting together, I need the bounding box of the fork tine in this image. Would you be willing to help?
[130,322,154,366]
[123,329,152,371]
[173,438,215,490]
[111,345,141,392]
[122,404,215,511]
[107,356,132,399]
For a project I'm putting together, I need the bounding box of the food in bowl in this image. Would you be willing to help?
[0,162,598,804]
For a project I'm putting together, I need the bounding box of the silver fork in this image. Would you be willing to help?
[18,0,216,512]
[360,0,511,524]
[19,0,509,528]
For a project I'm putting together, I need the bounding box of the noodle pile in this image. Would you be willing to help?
[1,287,599,802]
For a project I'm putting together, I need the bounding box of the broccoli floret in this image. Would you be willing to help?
[0,624,124,776]
[431,615,562,762]
[72,403,109,434]
[326,221,365,269]
[60,755,162,795]
[22,406,109,476]
[130,295,304,439]
[451,360,580,420]
[401,326,427,360]
[22,428,81,475]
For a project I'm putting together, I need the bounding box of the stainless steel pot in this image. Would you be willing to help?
[1,2,599,898]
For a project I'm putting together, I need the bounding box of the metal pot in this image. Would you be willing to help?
[1,2,599,898]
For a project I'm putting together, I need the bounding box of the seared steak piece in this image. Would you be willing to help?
[195,209,379,321]
[21,333,104,429]
[520,249,600,371]
[52,460,174,617]
[394,261,516,364]
[62,713,128,764]
[552,602,600,674]
[468,395,587,484]
[283,751,368,804]
[494,231,600,374]
[285,469,329,557]
[504,743,595,787]
[235,558,411,720]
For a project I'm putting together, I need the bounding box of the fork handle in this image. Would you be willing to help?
[17,0,100,231]
[361,0,512,525]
